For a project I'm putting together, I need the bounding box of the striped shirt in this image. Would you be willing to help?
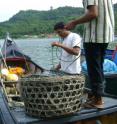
[83,0,115,43]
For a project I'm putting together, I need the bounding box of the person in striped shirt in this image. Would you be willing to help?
[65,0,115,109]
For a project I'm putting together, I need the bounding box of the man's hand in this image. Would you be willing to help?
[64,21,76,30]
[55,64,61,71]
[51,42,62,47]
[65,5,98,30]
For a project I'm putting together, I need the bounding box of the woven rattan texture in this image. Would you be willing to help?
[20,74,85,118]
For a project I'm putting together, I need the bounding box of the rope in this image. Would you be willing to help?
[0,44,8,69]
[51,46,55,68]
[51,37,81,72]
[64,54,81,72]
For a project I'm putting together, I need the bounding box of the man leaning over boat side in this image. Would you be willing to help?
[51,22,82,75]
[65,0,115,109]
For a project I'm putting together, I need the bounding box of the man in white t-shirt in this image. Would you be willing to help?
[51,22,82,74]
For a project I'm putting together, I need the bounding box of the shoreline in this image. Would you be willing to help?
[0,35,117,41]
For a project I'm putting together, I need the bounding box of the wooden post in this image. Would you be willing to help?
[73,112,117,124]
[99,112,117,124]
[82,119,97,124]
[73,119,97,124]
[73,121,82,124]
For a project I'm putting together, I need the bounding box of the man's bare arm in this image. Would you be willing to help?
[65,5,98,30]
[51,42,80,55]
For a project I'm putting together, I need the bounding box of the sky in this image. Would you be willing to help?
[0,0,117,22]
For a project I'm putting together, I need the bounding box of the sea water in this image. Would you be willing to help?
[0,37,117,70]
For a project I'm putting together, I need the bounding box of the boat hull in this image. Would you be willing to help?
[1,86,117,124]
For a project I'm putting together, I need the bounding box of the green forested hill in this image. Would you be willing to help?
[0,5,116,38]
[0,6,84,38]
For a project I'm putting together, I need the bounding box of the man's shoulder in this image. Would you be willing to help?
[70,32,81,37]
[70,32,81,40]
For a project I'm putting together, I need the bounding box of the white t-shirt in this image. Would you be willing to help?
[60,32,82,74]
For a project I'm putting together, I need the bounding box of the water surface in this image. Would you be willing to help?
[0,38,59,70]
[0,37,117,69]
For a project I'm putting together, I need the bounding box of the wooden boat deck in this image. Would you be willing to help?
[1,87,117,124]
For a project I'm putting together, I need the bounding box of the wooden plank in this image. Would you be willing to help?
[3,81,17,85]
[73,112,117,124]
[74,119,97,124]
[99,112,117,124]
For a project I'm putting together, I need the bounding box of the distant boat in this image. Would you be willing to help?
[0,33,44,102]
[0,33,44,75]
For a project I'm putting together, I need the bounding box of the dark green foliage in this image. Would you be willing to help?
[0,6,84,38]
[0,4,116,38]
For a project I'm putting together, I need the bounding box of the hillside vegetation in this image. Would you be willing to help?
[0,7,83,38]
[0,4,116,38]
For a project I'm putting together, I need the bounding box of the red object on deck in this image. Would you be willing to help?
[6,58,25,62]
[112,46,117,60]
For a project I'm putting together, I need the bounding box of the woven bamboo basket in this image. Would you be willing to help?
[20,73,85,118]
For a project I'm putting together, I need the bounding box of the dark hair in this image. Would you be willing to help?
[54,22,65,30]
